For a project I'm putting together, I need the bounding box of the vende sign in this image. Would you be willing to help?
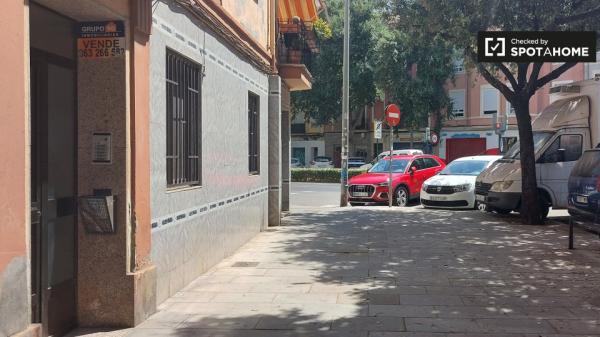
[385,104,401,127]
[477,31,596,63]
[77,21,126,59]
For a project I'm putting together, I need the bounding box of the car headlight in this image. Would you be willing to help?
[490,180,514,192]
[422,183,429,190]
[377,181,389,186]
[453,183,472,192]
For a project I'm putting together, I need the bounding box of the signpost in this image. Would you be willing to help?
[374,121,383,139]
[385,104,401,208]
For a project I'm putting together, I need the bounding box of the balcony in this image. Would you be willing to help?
[277,18,318,92]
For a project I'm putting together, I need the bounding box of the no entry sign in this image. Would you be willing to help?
[385,104,401,127]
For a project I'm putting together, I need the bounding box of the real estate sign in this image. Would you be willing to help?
[77,21,126,59]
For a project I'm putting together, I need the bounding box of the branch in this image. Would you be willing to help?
[525,62,543,95]
[533,62,577,92]
[466,49,514,101]
[517,63,528,89]
[497,63,518,90]
[553,4,600,25]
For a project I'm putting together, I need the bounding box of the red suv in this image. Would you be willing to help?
[348,154,446,206]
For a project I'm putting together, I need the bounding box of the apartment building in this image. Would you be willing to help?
[441,57,600,162]
[0,0,320,336]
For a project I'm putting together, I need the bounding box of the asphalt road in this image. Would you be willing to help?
[290,182,341,210]
[290,182,569,219]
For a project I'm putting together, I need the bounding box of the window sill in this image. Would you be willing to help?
[249,172,260,176]
[166,184,202,194]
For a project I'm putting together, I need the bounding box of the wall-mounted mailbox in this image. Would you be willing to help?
[79,195,116,234]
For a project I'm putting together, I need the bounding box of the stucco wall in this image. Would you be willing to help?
[150,0,269,304]
[0,1,30,336]
[221,0,269,48]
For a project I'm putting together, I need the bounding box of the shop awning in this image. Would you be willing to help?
[278,0,322,23]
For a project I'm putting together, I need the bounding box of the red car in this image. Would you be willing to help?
[348,154,446,206]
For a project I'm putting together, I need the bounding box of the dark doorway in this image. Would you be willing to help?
[30,4,77,336]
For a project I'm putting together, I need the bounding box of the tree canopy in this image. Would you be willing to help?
[291,0,379,125]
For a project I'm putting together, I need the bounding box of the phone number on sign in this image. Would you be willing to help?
[78,47,125,58]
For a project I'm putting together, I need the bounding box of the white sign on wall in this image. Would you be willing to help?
[374,121,383,139]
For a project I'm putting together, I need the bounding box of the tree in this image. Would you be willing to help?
[372,2,456,138]
[291,0,380,125]
[409,0,600,225]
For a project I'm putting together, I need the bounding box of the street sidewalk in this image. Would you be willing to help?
[68,206,600,337]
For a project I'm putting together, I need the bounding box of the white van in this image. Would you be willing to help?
[476,79,600,216]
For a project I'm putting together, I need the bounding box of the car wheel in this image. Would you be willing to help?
[394,186,409,207]
[475,201,487,212]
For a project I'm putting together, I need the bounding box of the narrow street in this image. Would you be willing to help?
[72,183,600,337]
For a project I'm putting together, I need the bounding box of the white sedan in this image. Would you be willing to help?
[420,155,502,210]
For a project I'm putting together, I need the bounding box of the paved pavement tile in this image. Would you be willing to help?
[68,192,600,337]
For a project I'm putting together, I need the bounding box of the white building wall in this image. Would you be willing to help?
[149,0,269,304]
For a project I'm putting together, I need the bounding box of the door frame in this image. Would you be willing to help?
[30,47,79,337]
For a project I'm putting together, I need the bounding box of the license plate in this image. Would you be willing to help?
[353,192,369,197]
[430,196,447,201]
[476,194,485,202]
[576,195,588,204]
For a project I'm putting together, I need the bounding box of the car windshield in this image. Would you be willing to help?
[571,151,600,177]
[503,131,553,159]
[369,159,409,173]
[439,160,491,176]
[315,157,330,162]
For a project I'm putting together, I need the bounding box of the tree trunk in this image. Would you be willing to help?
[514,97,544,225]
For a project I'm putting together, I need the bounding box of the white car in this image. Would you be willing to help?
[310,156,334,168]
[420,155,502,210]
[291,157,302,168]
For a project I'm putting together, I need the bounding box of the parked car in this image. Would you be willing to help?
[310,156,333,168]
[348,154,445,206]
[476,79,600,217]
[348,157,366,168]
[568,148,600,224]
[420,155,502,210]
[359,149,424,170]
[291,157,302,168]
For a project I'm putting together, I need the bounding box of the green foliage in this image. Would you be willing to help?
[291,168,366,183]
[291,0,379,125]
[372,2,456,133]
[313,18,333,40]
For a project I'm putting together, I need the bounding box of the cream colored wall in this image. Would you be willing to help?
[221,0,269,47]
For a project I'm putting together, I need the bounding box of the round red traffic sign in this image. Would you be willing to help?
[385,104,401,127]
[430,131,439,145]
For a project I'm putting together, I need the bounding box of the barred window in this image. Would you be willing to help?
[166,49,202,187]
[248,92,260,174]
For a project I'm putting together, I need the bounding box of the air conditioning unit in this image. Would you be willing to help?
[549,84,580,95]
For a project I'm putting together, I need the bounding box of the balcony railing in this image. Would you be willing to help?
[277,18,318,67]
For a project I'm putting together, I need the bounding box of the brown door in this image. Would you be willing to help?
[31,49,77,337]
[446,138,487,163]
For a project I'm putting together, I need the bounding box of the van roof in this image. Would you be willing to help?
[532,95,589,131]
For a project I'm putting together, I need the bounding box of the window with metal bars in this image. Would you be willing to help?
[248,92,260,174]
[166,49,202,187]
